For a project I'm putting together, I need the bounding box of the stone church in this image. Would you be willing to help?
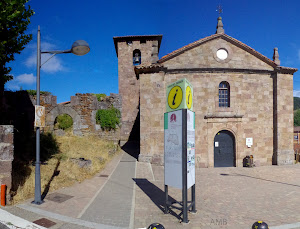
[113,17,297,168]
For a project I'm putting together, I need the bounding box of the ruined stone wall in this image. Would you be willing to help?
[37,93,122,140]
[1,91,122,141]
[0,125,14,202]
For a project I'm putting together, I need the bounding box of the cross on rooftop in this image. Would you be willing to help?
[217,4,223,16]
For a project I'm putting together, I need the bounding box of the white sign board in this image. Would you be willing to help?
[186,109,195,189]
[164,110,182,189]
[35,105,45,127]
[246,138,253,148]
[164,109,195,189]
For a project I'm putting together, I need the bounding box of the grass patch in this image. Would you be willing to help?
[11,133,119,204]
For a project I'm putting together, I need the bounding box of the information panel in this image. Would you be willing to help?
[164,110,182,189]
[187,109,195,189]
[164,109,195,189]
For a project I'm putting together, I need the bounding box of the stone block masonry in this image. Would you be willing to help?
[0,125,14,204]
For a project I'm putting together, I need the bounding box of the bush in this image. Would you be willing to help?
[96,107,120,130]
[55,114,73,130]
[26,89,51,96]
[93,93,106,101]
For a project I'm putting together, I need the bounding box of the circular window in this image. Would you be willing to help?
[216,49,228,60]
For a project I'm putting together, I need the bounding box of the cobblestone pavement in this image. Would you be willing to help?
[134,163,300,229]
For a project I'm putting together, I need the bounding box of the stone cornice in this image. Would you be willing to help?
[135,66,298,75]
[204,114,244,119]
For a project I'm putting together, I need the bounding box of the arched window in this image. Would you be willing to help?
[133,49,141,65]
[219,81,230,107]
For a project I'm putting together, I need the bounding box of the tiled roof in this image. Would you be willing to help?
[295,126,300,132]
[134,63,166,75]
[59,101,71,105]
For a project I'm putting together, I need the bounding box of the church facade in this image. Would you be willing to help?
[114,17,297,168]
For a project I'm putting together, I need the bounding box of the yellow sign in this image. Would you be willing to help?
[168,86,183,110]
[186,86,192,109]
[166,78,193,112]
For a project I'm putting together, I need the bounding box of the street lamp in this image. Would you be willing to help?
[33,25,90,205]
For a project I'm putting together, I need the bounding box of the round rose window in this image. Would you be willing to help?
[216,48,228,60]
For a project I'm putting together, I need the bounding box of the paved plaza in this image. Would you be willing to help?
[134,162,300,229]
[1,151,300,228]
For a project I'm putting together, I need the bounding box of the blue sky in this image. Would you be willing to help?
[6,0,300,103]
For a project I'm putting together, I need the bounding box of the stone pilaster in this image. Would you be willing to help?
[0,125,14,204]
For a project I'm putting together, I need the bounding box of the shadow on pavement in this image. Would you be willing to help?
[122,141,140,160]
[220,173,300,188]
[133,178,182,221]
[0,222,9,229]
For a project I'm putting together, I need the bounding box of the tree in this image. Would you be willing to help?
[294,110,300,126]
[0,0,34,91]
[294,97,300,110]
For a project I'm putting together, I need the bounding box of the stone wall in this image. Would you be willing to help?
[114,36,161,144]
[137,35,296,167]
[0,125,14,203]
[32,93,122,140]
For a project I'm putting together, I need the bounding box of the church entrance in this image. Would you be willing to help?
[214,130,236,167]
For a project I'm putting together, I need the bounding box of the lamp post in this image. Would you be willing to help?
[33,25,90,205]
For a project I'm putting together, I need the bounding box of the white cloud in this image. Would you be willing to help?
[16,73,36,84]
[5,73,36,90]
[293,90,300,97]
[24,42,65,73]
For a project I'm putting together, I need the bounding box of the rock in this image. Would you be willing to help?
[98,157,106,164]
[70,157,92,169]
[54,129,65,136]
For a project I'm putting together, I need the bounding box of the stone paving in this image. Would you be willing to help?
[134,163,300,229]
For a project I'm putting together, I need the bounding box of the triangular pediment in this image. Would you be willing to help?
[158,34,277,71]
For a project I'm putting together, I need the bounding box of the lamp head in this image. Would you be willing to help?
[71,40,90,56]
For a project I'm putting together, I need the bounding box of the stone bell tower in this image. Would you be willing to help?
[113,35,162,145]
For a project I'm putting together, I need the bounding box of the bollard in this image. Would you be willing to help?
[252,221,269,229]
[1,184,6,206]
[147,223,165,229]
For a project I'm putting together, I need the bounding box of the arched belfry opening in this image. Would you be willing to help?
[214,130,236,167]
[133,49,141,65]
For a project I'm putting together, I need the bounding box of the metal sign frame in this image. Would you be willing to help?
[164,109,196,223]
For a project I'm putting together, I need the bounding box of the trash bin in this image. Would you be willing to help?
[243,155,254,167]
[249,155,254,167]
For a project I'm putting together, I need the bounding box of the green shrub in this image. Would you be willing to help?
[55,114,73,130]
[26,89,51,96]
[96,107,120,130]
[93,93,106,101]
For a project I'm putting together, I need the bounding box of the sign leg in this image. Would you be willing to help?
[164,185,169,214]
[191,184,197,213]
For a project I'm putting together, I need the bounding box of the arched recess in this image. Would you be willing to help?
[46,105,82,136]
[213,129,236,167]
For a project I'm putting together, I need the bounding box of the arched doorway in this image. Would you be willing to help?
[214,130,236,167]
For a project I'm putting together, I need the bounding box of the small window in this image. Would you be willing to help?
[133,49,141,65]
[219,81,230,107]
[127,41,132,45]
[140,39,146,44]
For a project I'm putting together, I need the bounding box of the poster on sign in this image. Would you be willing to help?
[164,110,182,189]
[186,109,195,189]
[34,105,45,127]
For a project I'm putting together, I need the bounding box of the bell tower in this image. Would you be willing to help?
[113,35,162,145]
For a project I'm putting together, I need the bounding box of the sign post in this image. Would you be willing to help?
[164,78,196,223]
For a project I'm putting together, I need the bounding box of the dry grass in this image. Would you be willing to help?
[11,133,120,204]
